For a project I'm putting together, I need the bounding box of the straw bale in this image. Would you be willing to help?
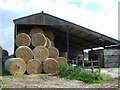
[47,47,59,59]
[56,57,67,65]
[33,46,49,62]
[5,58,26,75]
[43,58,59,74]
[44,31,54,41]
[26,59,42,75]
[32,33,47,47]
[45,37,51,48]
[15,46,33,62]
[16,33,31,46]
[30,27,44,36]
[50,41,54,47]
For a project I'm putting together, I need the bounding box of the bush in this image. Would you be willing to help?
[57,65,114,84]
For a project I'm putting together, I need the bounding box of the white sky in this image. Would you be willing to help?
[0,0,119,54]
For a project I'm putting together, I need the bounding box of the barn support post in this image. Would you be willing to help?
[82,50,84,68]
[67,28,69,60]
[14,24,18,56]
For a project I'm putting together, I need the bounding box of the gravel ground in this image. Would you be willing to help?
[0,68,119,88]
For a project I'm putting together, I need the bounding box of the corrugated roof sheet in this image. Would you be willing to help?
[13,11,120,50]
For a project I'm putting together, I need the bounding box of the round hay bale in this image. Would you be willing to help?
[50,41,54,47]
[2,49,9,62]
[15,46,33,63]
[18,29,29,35]
[45,37,51,48]
[44,31,54,41]
[30,27,44,36]
[26,59,42,75]
[43,58,59,74]
[47,47,59,59]
[33,46,49,62]
[32,33,47,47]
[16,33,31,46]
[2,49,9,57]
[56,57,68,65]
[4,58,26,75]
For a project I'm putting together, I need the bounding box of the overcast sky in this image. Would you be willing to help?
[0,0,119,54]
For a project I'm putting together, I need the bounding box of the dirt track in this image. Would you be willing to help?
[1,68,119,88]
[1,75,119,88]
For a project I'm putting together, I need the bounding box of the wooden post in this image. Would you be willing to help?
[14,24,18,56]
[98,58,101,75]
[82,50,84,68]
[91,59,94,73]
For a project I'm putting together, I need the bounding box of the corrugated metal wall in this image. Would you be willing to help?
[89,49,120,68]
[104,49,119,68]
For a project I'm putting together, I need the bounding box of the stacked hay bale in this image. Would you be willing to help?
[2,49,9,64]
[5,27,68,75]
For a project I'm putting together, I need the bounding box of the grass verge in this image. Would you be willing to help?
[57,65,115,84]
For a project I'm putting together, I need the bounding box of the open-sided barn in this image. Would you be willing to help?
[13,11,120,68]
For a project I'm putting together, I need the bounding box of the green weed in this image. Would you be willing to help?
[57,65,115,84]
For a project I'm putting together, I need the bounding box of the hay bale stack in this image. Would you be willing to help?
[56,57,67,65]
[4,58,26,75]
[32,33,47,47]
[50,41,55,47]
[47,47,59,59]
[26,59,42,75]
[30,27,44,36]
[16,33,31,46]
[44,31,54,41]
[43,58,59,74]
[33,46,49,62]
[45,37,51,48]
[15,46,33,63]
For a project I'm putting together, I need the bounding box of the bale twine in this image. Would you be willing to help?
[45,37,51,48]
[26,59,42,75]
[32,33,47,47]
[43,58,59,74]
[4,58,26,75]
[16,33,31,46]
[2,49,9,62]
[30,27,44,36]
[15,46,33,63]
[47,47,59,59]
[33,46,49,62]
[44,31,55,41]
[50,41,54,47]
[56,57,68,65]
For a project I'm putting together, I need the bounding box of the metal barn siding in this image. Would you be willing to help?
[104,49,120,68]
[89,49,120,68]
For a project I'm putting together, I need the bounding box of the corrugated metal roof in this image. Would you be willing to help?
[13,11,120,50]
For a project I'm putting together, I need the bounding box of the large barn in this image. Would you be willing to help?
[13,11,120,68]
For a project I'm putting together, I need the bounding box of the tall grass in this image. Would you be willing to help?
[57,65,114,84]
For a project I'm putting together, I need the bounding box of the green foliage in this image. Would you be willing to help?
[57,65,114,84]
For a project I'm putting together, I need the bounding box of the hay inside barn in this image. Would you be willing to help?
[13,11,120,68]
